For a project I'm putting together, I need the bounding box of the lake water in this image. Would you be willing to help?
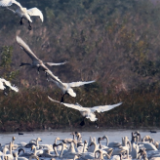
[0,129,159,145]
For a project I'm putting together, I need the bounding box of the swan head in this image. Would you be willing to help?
[20,62,31,66]
[98,137,103,144]
[67,88,76,97]
[31,145,36,151]
[88,141,95,147]
[56,137,60,141]
[84,140,87,144]
[37,137,42,142]
[12,136,16,141]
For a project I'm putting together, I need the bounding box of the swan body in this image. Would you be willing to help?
[48,96,122,122]
[138,142,157,151]
[0,0,43,30]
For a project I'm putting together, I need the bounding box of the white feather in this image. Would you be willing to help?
[27,7,43,22]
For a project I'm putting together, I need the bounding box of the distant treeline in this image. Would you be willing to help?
[0,0,160,131]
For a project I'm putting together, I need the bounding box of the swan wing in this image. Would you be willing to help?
[45,61,67,66]
[0,0,21,8]
[0,80,5,90]
[27,7,43,22]
[16,36,40,62]
[45,70,62,83]
[91,102,122,113]
[62,103,85,111]
[68,80,96,88]
[48,96,83,111]
[0,78,19,92]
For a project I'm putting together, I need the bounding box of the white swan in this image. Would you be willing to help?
[58,142,79,159]
[138,142,157,151]
[0,0,43,30]
[49,78,95,102]
[24,137,42,149]
[98,135,109,150]
[0,78,19,94]
[48,96,122,125]
[16,36,62,83]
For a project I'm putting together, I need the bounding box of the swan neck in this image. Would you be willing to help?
[60,143,65,157]
[9,142,12,155]
[104,136,109,146]
[53,145,59,156]
[83,142,86,153]
[36,139,39,148]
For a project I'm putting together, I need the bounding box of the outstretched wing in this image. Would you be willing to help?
[27,7,43,22]
[91,102,122,113]
[68,80,96,88]
[16,36,40,62]
[48,96,83,111]
[0,0,22,8]
[45,61,67,66]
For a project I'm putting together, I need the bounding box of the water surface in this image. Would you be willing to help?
[0,129,159,145]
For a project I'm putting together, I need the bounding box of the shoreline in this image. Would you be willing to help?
[0,125,159,133]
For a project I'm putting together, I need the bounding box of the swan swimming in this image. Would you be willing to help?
[48,96,122,126]
[0,0,43,30]
[49,78,95,102]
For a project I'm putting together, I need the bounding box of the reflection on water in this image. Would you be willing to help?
[0,129,159,144]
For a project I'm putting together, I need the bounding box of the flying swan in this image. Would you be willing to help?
[0,0,43,30]
[48,96,122,126]
[16,36,65,83]
[49,78,95,102]
[0,78,19,94]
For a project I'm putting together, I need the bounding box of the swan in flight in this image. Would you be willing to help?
[0,0,43,30]
[16,36,63,83]
[49,78,95,102]
[48,96,122,126]
[0,78,19,94]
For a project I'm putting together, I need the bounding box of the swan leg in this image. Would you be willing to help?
[79,117,85,126]
[95,121,99,128]
[3,89,8,96]
[20,18,23,25]
[28,21,32,30]
[60,94,65,102]
[60,92,69,102]
[37,66,41,74]
[46,72,49,81]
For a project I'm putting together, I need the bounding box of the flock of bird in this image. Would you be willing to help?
[0,1,160,160]
[0,0,122,126]
[0,131,160,160]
